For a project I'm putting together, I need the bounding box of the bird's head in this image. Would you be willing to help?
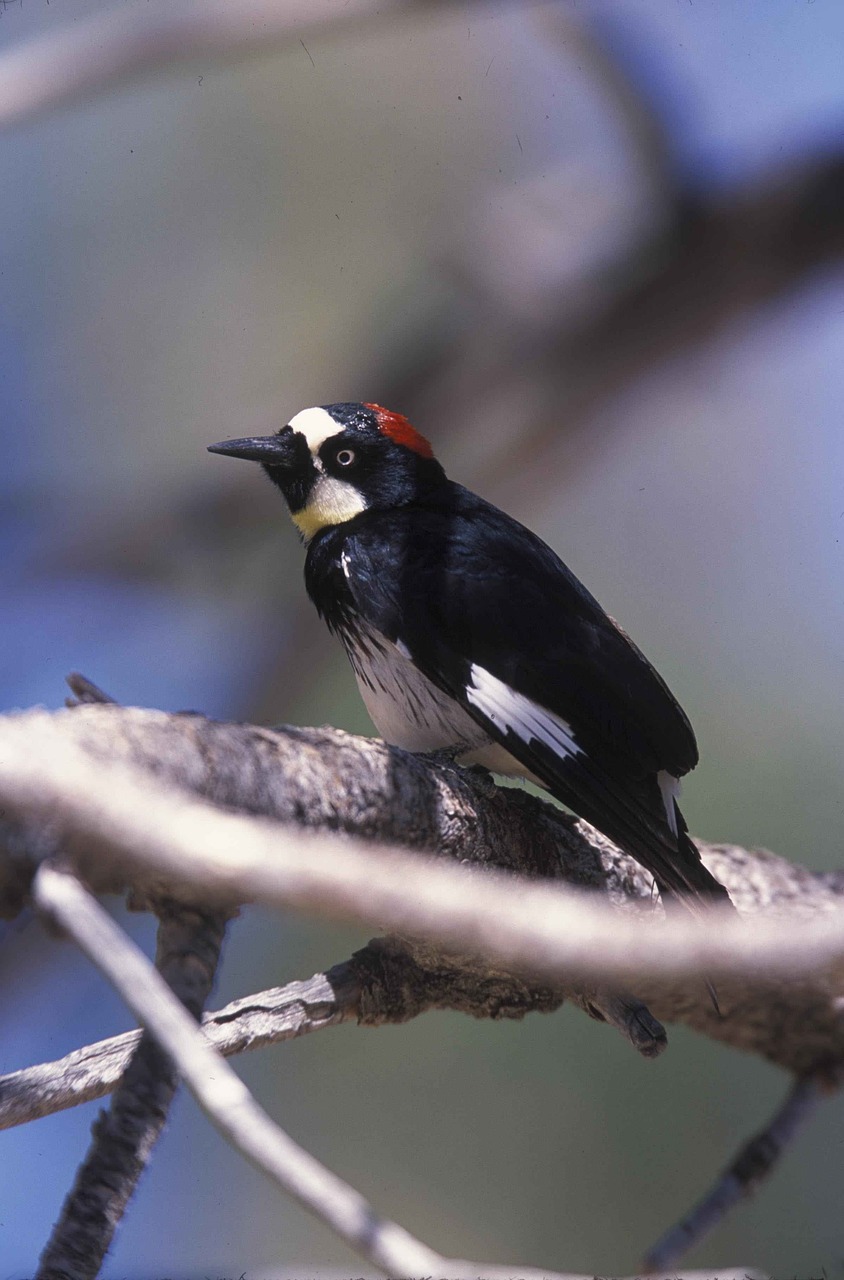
[208,402,445,541]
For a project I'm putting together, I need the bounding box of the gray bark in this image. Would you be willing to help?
[2,703,843,1077]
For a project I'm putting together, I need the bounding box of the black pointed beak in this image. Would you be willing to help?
[207,431,299,466]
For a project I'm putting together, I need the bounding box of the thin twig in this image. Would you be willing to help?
[65,672,117,707]
[31,863,449,1277]
[0,946,673,1132]
[0,966,359,1131]
[26,861,755,1277]
[44,672,228,1274]
[33,863,605,1280]
[37,900,228,1279]
[643,1073,830,1269]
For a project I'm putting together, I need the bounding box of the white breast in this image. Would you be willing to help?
[343,624,546,783]
[345,625,488,755]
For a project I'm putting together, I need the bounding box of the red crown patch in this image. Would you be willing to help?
[364,403,435,459]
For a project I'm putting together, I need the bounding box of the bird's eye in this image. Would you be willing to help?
[336,448,355,467]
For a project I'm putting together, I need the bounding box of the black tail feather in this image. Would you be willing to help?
[520,734,733,915]
[653,824,734,916]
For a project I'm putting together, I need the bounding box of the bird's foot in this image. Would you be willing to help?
[419,747,499,795]
[419,745,465,770]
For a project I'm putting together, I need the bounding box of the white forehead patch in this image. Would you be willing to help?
[288,406,343,454]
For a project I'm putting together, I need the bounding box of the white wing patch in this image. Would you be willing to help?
[657,769,681,837]
[288,405,343,453]
[466,664,581,760]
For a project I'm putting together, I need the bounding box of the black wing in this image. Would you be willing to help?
[330,485,699,775]
[312,485,729,906]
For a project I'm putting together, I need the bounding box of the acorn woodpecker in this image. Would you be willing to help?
[209,402,732,916]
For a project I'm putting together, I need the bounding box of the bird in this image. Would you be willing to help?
[208,401,732,920]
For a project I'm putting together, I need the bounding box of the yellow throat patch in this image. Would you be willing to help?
[291,474,367,541]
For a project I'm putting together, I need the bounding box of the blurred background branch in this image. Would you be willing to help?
[0,0,457,129]
[644,1072,830,1270]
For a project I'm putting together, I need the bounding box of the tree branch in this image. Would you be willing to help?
[643,1072,831,1269]
[1,942,675,1135]
[0,965,359,1132]
[36,899,228,1279]
[32,863,592,1280]
[400,148,844,498]
[2,703,844,1076]
[36,672,230,1276]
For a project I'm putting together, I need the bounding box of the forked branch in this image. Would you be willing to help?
[32,863,588,1280]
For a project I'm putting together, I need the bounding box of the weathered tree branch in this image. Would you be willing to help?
[0,966,359,1131]
[3,703,844,1078]
[3,692,837,1269]
[32,863,591,1280]
[0,942,671,1137]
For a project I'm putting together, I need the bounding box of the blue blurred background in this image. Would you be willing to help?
[1,0,843,1274]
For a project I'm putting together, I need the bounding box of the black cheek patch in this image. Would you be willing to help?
[261,430,318,512]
